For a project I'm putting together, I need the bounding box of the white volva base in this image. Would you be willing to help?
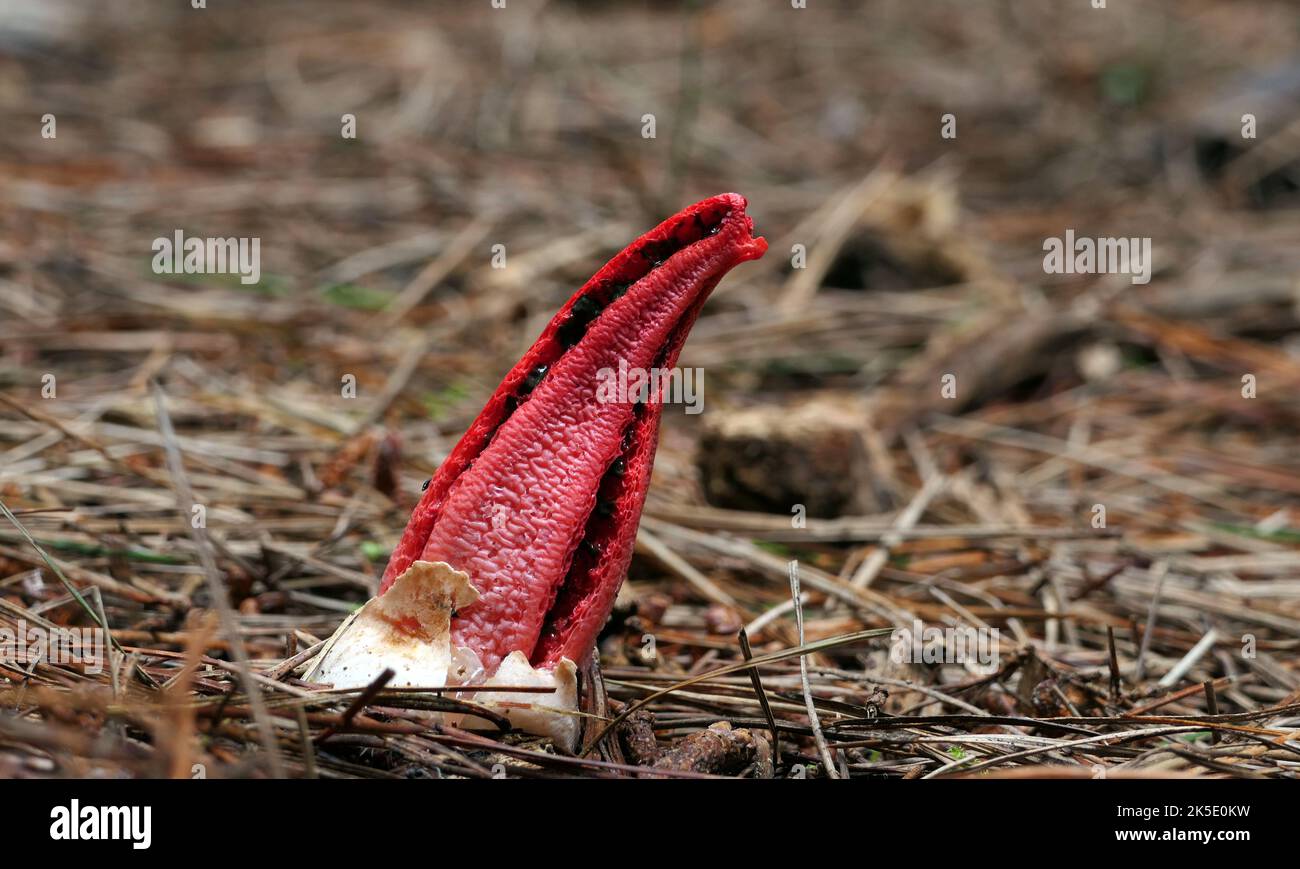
[302,560,581,751]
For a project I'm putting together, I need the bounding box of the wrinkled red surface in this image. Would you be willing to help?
[380,193,766,672]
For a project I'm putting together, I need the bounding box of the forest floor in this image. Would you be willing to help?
[1,0,1298,777]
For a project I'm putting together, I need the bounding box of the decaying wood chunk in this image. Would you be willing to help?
[1187,62,1300,209]
[651,721,767,776]
[697,393,874,518]
[618,708,660,767]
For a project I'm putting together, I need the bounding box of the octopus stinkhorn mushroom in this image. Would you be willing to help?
[305,193,767,748]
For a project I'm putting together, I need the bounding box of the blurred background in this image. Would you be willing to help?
[1,0,1299,778]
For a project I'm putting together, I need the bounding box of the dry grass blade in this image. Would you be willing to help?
[150,381,286,778]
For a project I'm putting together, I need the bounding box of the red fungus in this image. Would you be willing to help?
[382,193,766,672]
